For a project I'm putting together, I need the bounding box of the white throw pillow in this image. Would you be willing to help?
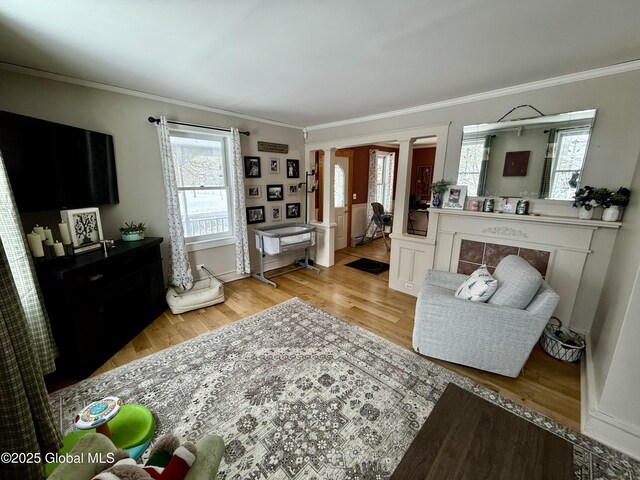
[455,266,498,302]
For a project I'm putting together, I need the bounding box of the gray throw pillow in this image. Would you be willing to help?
[488,255,542,309]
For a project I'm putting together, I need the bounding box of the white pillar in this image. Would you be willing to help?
[391,139,415,236]
[315,148,336,267]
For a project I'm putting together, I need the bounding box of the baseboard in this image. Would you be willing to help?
[581,334,640,460]
[202,252,308,284]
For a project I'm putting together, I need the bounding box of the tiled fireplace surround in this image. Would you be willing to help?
[458,239,551,277]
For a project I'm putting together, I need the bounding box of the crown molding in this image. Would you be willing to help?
[0,62,304,130]
[306,59,640,132]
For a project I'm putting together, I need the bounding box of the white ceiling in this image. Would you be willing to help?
[1,1,639,128]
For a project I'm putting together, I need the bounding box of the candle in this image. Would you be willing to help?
[44,228,54,246]
[33,225,45,241]
[58,222,72,245]
[53,241,65,257]
[27,233,45,258]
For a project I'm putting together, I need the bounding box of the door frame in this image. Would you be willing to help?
[335,149,353,249]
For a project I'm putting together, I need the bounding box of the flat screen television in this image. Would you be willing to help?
[0,110,119,212]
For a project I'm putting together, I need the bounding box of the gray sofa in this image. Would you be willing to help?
[412,255,559,377]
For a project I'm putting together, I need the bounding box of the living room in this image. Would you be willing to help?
[1,2,639,479]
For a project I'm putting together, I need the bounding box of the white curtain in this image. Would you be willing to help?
[0,151,58,374]
[383,152,395,212]
[230,128,250,274]
[156,116,193,290]
[366,149,378,237]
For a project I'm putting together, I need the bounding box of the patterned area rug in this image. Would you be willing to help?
[50,298,640,480]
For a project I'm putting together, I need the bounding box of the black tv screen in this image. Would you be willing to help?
[0,110,119,212]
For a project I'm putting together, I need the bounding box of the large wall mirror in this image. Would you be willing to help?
[457,109,596,200]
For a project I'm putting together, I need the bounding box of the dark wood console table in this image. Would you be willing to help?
[36,237,166,379]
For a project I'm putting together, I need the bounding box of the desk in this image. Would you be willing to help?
[408,209,429,236]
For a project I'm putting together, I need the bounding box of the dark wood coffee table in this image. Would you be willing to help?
[391,383,573,479]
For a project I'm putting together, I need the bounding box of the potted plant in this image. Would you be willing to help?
[572,186,598,219]
[119,221,147,241]
[431,179,451,208]
[602,187,631,221]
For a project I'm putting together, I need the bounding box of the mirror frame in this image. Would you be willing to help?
[458,109,597,200]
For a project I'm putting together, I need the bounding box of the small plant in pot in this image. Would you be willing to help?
[572,186,598,219]
[602,187,631,222]
[431,179,451,208]
[119,221,147,241]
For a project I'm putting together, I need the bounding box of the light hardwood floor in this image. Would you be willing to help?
[93,238,581,431]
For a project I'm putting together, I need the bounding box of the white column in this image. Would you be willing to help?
[315,148,336,267]
[391,139,414,236]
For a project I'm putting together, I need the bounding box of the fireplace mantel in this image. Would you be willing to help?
[427,209,621,332]
[428,209,622,230]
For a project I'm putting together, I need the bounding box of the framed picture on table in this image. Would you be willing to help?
[60,208,104,248]
[442,185,467,209]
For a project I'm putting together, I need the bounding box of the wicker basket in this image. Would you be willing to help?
[539,317,585,363]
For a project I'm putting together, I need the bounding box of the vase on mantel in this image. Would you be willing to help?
[432,192,442,208]
[602,206,621,222]
[577,206,594,220]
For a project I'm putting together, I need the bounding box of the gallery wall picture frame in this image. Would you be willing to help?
[271,206,282,222]
[246,185,262,199]
[442,185,468,210]
[286,159,300,178]
[267,184,284,201]
[244,156,261,178]
[288,183,300,196]
[246,206,265,224]
[269,157,280,174]
[286,202,301,219]
[60,208,104,248]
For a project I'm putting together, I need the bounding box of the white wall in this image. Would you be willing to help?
[585,151,640,457]
[308,70,640,217]
[0,69,303,282]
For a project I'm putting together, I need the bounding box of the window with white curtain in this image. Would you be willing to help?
[376,153,390,204]
[169,129,234,242]
[458,137,485,197]
[549,128,590,200]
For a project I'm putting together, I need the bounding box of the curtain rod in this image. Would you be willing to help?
[147,116,250,136]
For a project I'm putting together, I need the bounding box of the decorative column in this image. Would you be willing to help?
[314,148,336,267]
[391,139,415,236]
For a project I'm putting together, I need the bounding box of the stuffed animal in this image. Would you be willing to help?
[93,434,196,480]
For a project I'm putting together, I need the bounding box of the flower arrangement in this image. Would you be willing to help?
[606,187,631,207]
[572,186,597,210]
[431,179,451,195]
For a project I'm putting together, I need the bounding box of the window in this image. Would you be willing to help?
[458,137,485,197]
[549,128,590,200]
[169,130,234,242]
[334,164,345,208]
[375,152,396,209]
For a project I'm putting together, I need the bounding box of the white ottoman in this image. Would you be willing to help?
[166,276,225,314]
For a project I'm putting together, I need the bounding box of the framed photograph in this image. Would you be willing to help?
[267,184,284,201]
[443,185,467,210]
[269,157,280,174]
[246,185,262,199]
[288,183,300,196]
[246,206,265,224]
[244,156,261,178]
[271,206,282,222]
[60,208,104,247]
[286,202,301,219]
[286,159,300,178]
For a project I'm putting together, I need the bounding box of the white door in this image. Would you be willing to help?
[334,157,349,250]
